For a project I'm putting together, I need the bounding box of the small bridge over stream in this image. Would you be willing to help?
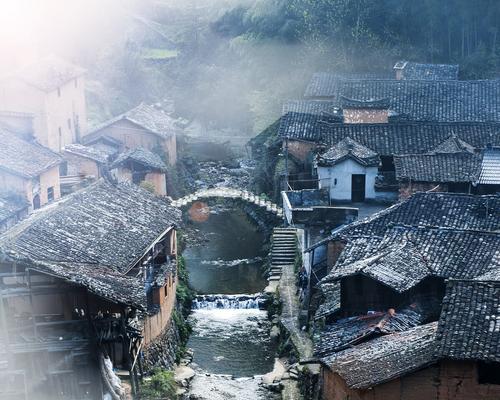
[170,187,283,217]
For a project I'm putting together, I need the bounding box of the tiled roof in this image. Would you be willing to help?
[432,135,476,153]
[316,137,380,167]
[0,193,29,223]
[304,76,500,122]
[479,147,500,185]
[279,112,337,142]
[111,147,167,171]
[315,281,341,320]
[437,280,500,362]
[0,180,181,274]
[340,96,390,109]
[321,322,438,389]
[393,62,459,80]
[15,55,85,92]
[315,305,427,358]
[340,192,500,237]
[0,127,62,178]
[282,100,338,116]
[85,103,178,140]
[63,143,109,164]
[324,227,500,291]
[319,122,500,154]
[394,152,481,183]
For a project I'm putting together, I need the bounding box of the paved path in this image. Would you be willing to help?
[169,187,283,217]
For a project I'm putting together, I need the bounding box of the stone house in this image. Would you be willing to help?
[82,103,178,166]
[0,181,181,399]
[110,147,168,196]
[0,55,87,152]
[315,137,381,202]
[0,127,62,210]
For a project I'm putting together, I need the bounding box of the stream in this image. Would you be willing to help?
[183,207,279,399]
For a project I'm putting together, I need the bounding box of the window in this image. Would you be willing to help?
[57,87,61,97]
[478,361,500,385]
[164,285,168,298]
[67,118,72,130]
[47,187,54,202]
[58,127,63,151]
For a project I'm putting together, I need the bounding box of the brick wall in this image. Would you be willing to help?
[321,360,500,400]
[287,140,316,163]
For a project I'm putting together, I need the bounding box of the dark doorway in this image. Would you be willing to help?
[33,194,40,209]
[351,174,366,202]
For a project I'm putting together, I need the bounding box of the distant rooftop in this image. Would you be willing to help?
[63,143,109,164]
[479,147,500,185]
[0,127,62,178]
[393,61,459,80]
[111,147,167,171]
[15,55,86,92]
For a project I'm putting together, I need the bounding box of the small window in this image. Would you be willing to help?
[57,87,61,97]
[334,178,338,185]
[164,284,168,298]
[67,119,72,130]
[478,361,500,385]
[47,187,54,202]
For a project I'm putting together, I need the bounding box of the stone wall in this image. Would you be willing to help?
[142,315,181,371]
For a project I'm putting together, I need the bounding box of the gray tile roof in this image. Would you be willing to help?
[393,61,459,80]
[315,281,341,320]
[340,96,390,109]
[63,143,109,164]
[321,322,438,389]
[437,280,500,363]
[15,55,85,92]
[479,147,500,185]
[324,227,500,292]
[0,180,181,274]
[0,127,62,178]
[432,135,476,154]
[282,100,338,116]
[0,192,29,223]
[394,152,481,183]
[319,122,500,154]
[316,137,380,167]
[315,304,427,358]
[85,103,178,140]
[111,147,167,171]
[304,75,500,122]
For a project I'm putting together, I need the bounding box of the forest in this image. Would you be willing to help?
[83,0,500,139]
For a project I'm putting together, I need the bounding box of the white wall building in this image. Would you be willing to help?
[316,137,380,202]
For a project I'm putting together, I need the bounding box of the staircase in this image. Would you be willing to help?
[268,228,297,283]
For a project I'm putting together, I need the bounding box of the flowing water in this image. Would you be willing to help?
[183,208,278,399]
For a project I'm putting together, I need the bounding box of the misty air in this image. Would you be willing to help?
[0,1,499,399]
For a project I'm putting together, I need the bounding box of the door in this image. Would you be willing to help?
[351,174,366,202]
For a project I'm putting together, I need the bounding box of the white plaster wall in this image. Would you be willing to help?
[317,159,378,201]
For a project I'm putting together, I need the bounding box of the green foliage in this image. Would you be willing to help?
[172,309,192,346]
[139,369,177,400]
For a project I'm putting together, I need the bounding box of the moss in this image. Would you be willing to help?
[138,368,177,399]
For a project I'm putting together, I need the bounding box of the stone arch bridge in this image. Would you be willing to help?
[169,187,283,217]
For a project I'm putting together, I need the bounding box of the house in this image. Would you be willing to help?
[315,137,382,202]
[0,55,87,152]
[319,280,500,400]
[393,61,459,80]
[0,127,62,210]
[62,143,109,179]
[394,151,481,197]
[83,103,178,166]
[311,191,500,399]
[0,181,181,399]
[110,147,168,196]
[0,192,29,232]
[303,74,500,123]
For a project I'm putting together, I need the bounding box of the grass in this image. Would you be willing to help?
[142,48,179,60]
